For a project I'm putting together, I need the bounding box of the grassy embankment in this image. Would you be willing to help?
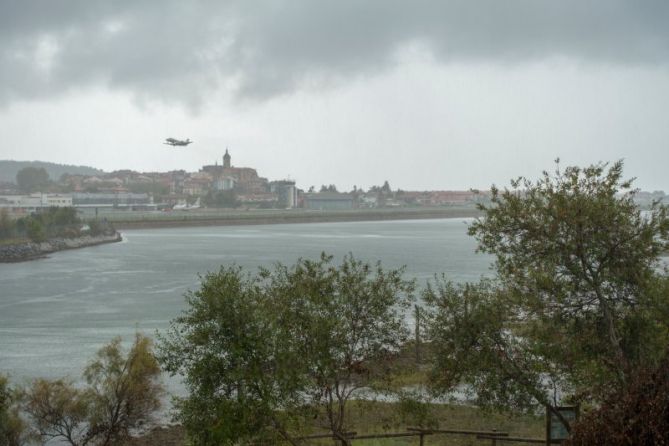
[323,401,543,445]
[127,403,543,446]
[129,344,544,446]
[321,345,544,445]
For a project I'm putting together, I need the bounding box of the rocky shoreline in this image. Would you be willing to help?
[0,232,122,263]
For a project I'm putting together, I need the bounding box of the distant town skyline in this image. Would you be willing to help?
[1,2,669,192]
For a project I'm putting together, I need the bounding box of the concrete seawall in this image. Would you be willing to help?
[0,233,122,263]
[113,208,482,230]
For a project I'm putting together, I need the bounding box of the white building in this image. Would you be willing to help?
[0,193,73,214]
[45,194,73,207]
[213,176,236,191]
[269,180,297,208]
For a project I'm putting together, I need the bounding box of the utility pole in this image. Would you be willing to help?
[415,304,421,364]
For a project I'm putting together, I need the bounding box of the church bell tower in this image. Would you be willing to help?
[223,148,231,168]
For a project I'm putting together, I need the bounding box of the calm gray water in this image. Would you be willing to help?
[0,218,491,385]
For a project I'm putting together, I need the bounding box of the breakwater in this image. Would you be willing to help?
[0,232,122,263]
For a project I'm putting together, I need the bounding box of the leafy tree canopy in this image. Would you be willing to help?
[425,161,669,431]
[158,253,414,445]
[0,375,27,446]
[23,333,163,446]
[568,350,669,445]
[203,190,240,208]
[319,184,338,193]
[16,167,50,192]
[6,206,83,242]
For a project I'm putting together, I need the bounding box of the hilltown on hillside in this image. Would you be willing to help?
[0,151,494,217]
[3,152,668,219]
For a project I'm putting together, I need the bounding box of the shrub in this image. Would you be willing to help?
[159,254,415,445]
[568,351,669,445]
[0,375,27,446]
[24,334,163,446]
[26,219,46,243]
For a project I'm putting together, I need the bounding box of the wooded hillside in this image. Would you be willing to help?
[0,160,104,184]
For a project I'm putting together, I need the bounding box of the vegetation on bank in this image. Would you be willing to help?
[202,190,241,208]
[568,350,669,444]
[2,160,669,445]
[158,254,416,445]
[0,376,26,446]
[426,161,669,429]
[0,207,115,243]
[1,334,163,446]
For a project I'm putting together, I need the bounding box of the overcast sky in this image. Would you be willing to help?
[1,1,668,191]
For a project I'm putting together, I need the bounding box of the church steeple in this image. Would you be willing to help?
[223,148,231,168]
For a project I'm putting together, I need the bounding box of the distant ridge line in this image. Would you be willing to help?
[0,160,105,183]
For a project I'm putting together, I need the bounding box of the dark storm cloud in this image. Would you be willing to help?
[1,0,668,106]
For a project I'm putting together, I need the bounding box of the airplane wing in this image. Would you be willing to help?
[163,138,192,146]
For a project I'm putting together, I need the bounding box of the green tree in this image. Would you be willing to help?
[203,190,240,208]
[158,254,414,445]
[425,161,669,431]
[0,375,27,446]
[381,180,391,194]
[49,207,79,227]
[25,218,46,242]
[23,333,163,446]
[16,167,50,192]
[12,207,83,241]
[266,254,415,442]
[127,182,170,197]
[84,334,163,445]
[0,209,16,240]
[23,379,89,446]
[159,265,298,445]
[425,280,569,413]
[568,350,669,445]
[87,219,103,236]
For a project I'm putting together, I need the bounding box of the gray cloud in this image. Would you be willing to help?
[1,0,668,106]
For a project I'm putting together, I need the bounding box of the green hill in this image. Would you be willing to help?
[0,160,105,184]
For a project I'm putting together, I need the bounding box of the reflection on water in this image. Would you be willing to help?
[0,218,491,388]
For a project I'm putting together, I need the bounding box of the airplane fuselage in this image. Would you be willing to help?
[164,138,193,146]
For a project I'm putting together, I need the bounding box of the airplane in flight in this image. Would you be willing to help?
[164,138,193,146]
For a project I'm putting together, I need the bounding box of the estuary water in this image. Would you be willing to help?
[0,218,492,386]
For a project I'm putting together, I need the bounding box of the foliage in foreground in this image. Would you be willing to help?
[22,333,163,446]
[567,351,669,445]
[158,253,415,445]
[424,160,669,432]
[0,375,28,446]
